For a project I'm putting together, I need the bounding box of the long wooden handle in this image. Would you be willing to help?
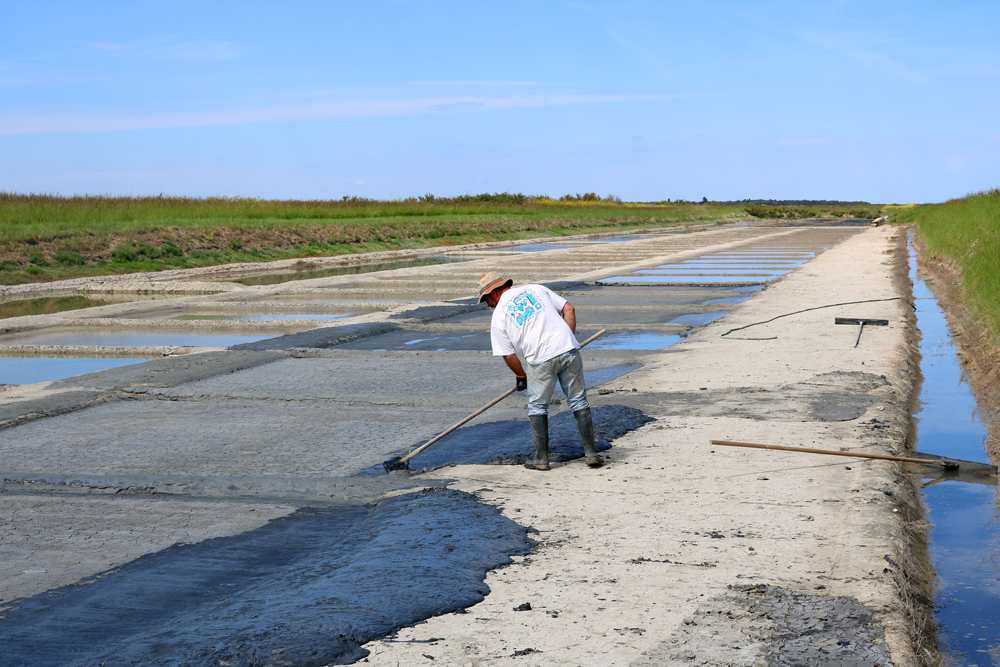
[709,439,947,466]
[398,329,608,465]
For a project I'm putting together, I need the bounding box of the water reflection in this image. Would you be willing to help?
[0,330,281,348]
[0,357,147,385]
[223,256,472,286]
[174,313,354,322]
[910,236,1000,663]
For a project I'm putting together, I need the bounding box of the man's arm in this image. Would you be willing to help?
[503,353,526,377]
[560,301,576,333]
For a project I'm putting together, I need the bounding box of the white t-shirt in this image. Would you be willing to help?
[490,284,579,365]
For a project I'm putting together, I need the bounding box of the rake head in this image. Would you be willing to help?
[382,456,410,474]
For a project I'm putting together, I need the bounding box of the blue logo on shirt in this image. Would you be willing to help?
[506,290,544,328]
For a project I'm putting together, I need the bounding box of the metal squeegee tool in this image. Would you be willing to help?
[835,317,889,347]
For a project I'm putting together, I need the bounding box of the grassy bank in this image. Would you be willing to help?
[891,188,1000,343]
[0,193,753,285]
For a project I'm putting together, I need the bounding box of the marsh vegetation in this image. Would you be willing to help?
[0,192,883,285]
[893,188,1000,345]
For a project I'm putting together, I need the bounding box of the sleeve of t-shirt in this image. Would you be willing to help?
[490,321,516,357]
[538,285,568,313]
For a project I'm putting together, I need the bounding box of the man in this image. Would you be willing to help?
[477,271,602,471]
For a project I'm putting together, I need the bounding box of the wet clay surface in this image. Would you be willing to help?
[1,489,530,667]
[360,405,653,473]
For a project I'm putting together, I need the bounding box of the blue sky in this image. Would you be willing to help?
[1,1,997,203]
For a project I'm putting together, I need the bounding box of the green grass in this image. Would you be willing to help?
[0,192,750,285]
[891,188,1000,343]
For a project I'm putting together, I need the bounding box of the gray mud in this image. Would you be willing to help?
[364,404,653,474]
[0,488,530,667]
[633,584,893,666]
[631,371,890,422]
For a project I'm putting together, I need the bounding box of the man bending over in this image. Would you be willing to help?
[477,271,603,471]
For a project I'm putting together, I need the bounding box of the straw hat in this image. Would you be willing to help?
[476,271,513,303]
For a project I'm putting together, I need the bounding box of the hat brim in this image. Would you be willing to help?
[478,278,512,303]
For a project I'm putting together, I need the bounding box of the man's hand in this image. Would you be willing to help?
[516,375,527,392]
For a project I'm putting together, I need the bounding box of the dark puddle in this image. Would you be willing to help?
[220,256,472,286]
[0,357,148,385]
[0,295,138,320]
[0,330,284,348]
[909,237,1000,663]
[0,489,530,667]
[360,405,653,474]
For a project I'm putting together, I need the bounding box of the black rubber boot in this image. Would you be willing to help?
[525,414,550,470]
[574,407,603,468]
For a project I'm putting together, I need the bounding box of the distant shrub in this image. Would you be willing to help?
[28,251,48,265]
[162,241,184,257]
[228,239,244,251]
[745,204,818,219]
[136,242,163,259]
[454,192,528,204]
[111,245,138,262]
[53,250,85,266]
[25,266,45,275]
[560,192,599,202]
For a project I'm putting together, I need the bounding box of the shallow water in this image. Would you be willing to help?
[174,313,354,321]
[909,237,1000,663]
[703,295,752,305]
[600,274,779,284]
[638,268,792,276]
[0,295,134,320]
[679,261,805,267]
[599,235,645,243]
[668,311,729,326]
[491,242,577,252]
[224,256,472,286]
[0,357,147,385]
[0,330,281,348]
[583,331,683,350]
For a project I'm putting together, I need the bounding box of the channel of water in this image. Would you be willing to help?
[909,237,1000,664]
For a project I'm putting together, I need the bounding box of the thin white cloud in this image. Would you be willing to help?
[606,29,677,79]
[773,137,833,146]
[407,81,560,86]
[797,30,923,82]
[63,38,245,61]
[0,93,675,136]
